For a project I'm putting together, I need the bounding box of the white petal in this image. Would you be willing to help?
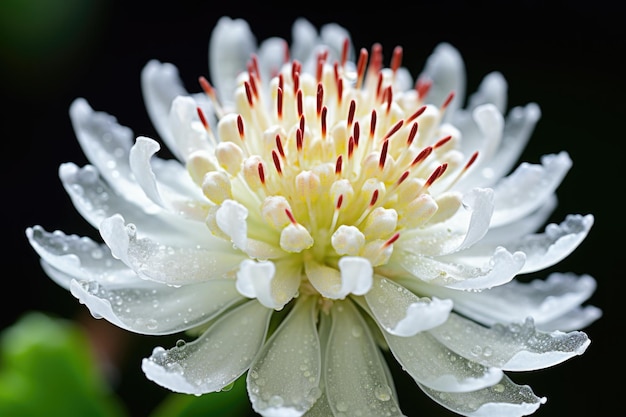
[364,276,452,336]
[536,305,602,332]
[248,297,321,417]
[235,259,298,310]
[419,375,545,417]
[215,199,249,251]
[429,314,591,371]
[70,278,242,335]
[140,60,188,159]
[337,256,373,296]
[129,136,166,207]
[142,300,272,395]
[26,226,129,288]
[398,246,525,290]
[467,71,508,114]
[434,273,598,327]
[168,95,213,161]
[59,163,213,246]
[472,104,504,164]
[325,301,403,417]
[209,17,256,106]
[69,98,157,208]
[513,214,594,273]
[100,214,244,285]
[384,329,502,392]
[491,152,572,227]
[420,42,466,118]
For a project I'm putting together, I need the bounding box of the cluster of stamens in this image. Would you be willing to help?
[187,38,478,273]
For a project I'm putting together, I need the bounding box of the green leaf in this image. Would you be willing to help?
[150,374,252,417]
[0,311,128,417]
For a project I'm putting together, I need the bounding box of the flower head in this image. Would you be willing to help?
[27,17,601,417]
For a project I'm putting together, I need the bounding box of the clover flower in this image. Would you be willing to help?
[27,17,601,417]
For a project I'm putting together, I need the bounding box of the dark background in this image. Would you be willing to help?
[2,1,624,416]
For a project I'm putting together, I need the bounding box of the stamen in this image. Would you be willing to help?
[275,134,285,158]
[248,71,258,98]
[406,122,418,146]
[370,189,379,206]
[442,91,455,109]
[297,90,303,118]
[406,105,427,123]
[296,128,303,152]
[244,81,254,107]
[375,72,384,100]
[415,77,432,101]
[337,77,344,105]
[348,137,355,159]
[292,64,300,94]
[385,86,393,114]
[198,75,223,117]
[411,146,432,166]
[347,100,356,129]
[383,120,404,141]
[384,232,400,247]
[356,48,368,89]
[379,140,389,169]
[425,163,447,187]
[276,87,283,120]
[299,115,305,134]
[335,155,343,175]
[391,46,403,75]
[237,115,245,139]
[321,107,328,139]
[369,110,377,139]
[272,150,282,175]
[336,194,344,209]
[353,121,360,146]
[196,107,209,131]
[257,162,266,185]
[341,37,350,68]
[285,208,297,224]
[316,83,324,117]
[397,170,409,185]
[434,135,452,148]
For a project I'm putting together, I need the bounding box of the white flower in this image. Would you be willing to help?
[27,17,601,417]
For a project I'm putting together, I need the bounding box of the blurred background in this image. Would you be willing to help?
[2,0,624,416]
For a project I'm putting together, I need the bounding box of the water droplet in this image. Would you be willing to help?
[493,383,505,393]
[176,339,186,348]
[335,401,348,412]
[375,385,392,401]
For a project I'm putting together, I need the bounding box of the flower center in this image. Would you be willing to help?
[186,41,477,298]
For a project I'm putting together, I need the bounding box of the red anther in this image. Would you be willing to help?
[411,146,432,166]
[317,83,324,116]
[285,208,297,224]
[272,150,283,175]
[397,170,410,185]
[370,189,379,206]
[442,91,455,109]
[341,37,350,68]
[296,128,303,152]
[278,74,284,91]
[385,86,393,113]
[384,232,400,247]
[406,122,418,146]
[347,100,356,128]
[336,194,344,209]
[282,40,290,63]
[198,76,215,97]
[407,105,427,123]
[293,71,300,94]
[297,90,303,117]
[356,48,368,89]
[316,54,324,83]
[237,115,245,138]
[250,54,261,80]
[248,72,258,98]
[348,136,355,159]
[337,77,344,105]
[369,110,377,138]
[353,121,360,146]
[426,163,448,187]
[321,107,328,139]
[299,115,305,133]
[276,87,283,119]
[379,139,389,169]
[375,72,384,99]
[275,134,285,158]
[465,151,479,170]
[258,162,266,184]
[391,46,403,74]
[370,43,383,73]
[434,135,452,148]
[196,107,209,130]
[335,155,343,174]
[415,78,432,100]
[244,81,254,107]
[383,120,404,141]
